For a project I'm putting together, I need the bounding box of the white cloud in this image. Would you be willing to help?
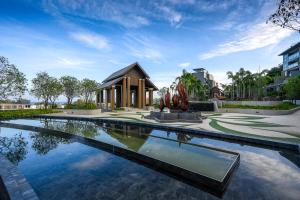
[70,31,109,50]
[199,23,293,60]
[124,33,164,63]
[58,57,94,66]
[178,62,191,68]
[158,5,182,25]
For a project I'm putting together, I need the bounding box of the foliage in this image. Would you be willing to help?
[0,133,28,164]
[48,78,63,108]
[267,0,300,32]
[0,109,61,119]
[80,79,98,103]
[65,101,97,109]
[0,56,27,100]
[221,102,298,110]
[284,75,300,101]
[157,87,168,97]
[31,72,62,109]
[226,67,272,100]
[176,69,208,100]
[60,76,80,105]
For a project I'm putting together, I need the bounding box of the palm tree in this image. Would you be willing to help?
[226,71,235,100]
[177,70,208,100]
[238,68,246,99]
[244,71,253,99]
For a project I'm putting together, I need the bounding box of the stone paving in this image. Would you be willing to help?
[0,155,39,200]
[45,109,300,144]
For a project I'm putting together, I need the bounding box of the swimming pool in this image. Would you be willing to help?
[1,117,300,200]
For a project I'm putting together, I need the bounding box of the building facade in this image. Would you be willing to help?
[192,68,217,88]
[0,103,31,110]
[97,62,158,110]
[279,42,300,78]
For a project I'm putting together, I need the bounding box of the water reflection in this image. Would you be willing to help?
[103,123,150,151]
[0,132,28,164]
[279,151,300,168]
[41,119,99,138]
[30,132,70,155]
[176,132,193,145]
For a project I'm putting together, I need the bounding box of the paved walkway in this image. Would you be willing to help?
[46,110,300,144]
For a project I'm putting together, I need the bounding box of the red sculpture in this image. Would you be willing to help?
[165,89,171,109]
[159,97,165,112]
[160,81,189,112]
[172,94,179,108]
[176,82,189,111]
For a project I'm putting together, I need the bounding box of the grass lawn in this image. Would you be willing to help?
[220,102,298,110]
[0,109,61,120]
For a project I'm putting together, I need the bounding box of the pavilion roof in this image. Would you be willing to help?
[102,62,150,83]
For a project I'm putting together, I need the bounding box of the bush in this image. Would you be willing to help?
[0,109,61,120]
[221,102,298,110]
[65,102,97,110]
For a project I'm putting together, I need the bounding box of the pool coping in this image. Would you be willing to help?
[0,121,240,196]
[0,155,39,200]
[36,115,300,153]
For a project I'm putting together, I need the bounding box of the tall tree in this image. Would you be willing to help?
[267,0,300,32]
[31,72,61,109]
[48,78,63,108]
[80,79,98,103]
[0,56,27,100]
[60,76,80,105]
[226,71,235,100]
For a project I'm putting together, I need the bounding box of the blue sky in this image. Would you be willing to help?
[0,0,299,94]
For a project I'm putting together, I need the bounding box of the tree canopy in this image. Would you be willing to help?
[284,75,300,101]
[0,56,27,100]
[60,76,80,105]
[80,79,98,103]
[267,0,300,32]
[31,72,61,109]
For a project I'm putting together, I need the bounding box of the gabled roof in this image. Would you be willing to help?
[279,42,300,56]
[102,62,150,83]
[99,77,123,89]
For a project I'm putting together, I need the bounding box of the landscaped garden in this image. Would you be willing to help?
[0,109,61,120]
[220,102,299,110]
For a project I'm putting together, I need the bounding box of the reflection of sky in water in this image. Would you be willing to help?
[2,119,300,200]
[7,118,238,181]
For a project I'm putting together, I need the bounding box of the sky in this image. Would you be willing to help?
[0,0,299,101]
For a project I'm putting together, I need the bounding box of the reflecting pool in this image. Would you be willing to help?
[1,118,300,200]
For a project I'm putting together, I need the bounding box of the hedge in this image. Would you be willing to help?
[0,109,61,120]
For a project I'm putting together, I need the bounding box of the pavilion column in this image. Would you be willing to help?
[105,89,108,109]
[149,88,153,106]
[138,79,142,108]
[111,85,115,110]
[122,77,127,107]
[142,79,145,108]
[127,77,131,107]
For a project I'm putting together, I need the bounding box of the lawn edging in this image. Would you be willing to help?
[218,106,300,115]
[62,109,102,115]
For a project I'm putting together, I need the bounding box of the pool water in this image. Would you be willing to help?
[1,118,300,200]
[6,118,238,182]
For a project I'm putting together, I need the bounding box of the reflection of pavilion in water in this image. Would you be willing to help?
[101,123,194,151]
[279,151,300,168]
[103,123,151,152]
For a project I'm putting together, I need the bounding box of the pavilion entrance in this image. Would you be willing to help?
[97,62,157,110]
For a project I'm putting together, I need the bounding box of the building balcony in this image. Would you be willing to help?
[288,52,299,62]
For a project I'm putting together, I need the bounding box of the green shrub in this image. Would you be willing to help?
[0,109,61,120]
[220,102,298,110]
[65,102,97,110]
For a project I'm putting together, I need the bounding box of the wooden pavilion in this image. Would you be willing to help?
[97,62,158,110]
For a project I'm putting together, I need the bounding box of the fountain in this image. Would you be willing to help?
[147,82,203,123]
